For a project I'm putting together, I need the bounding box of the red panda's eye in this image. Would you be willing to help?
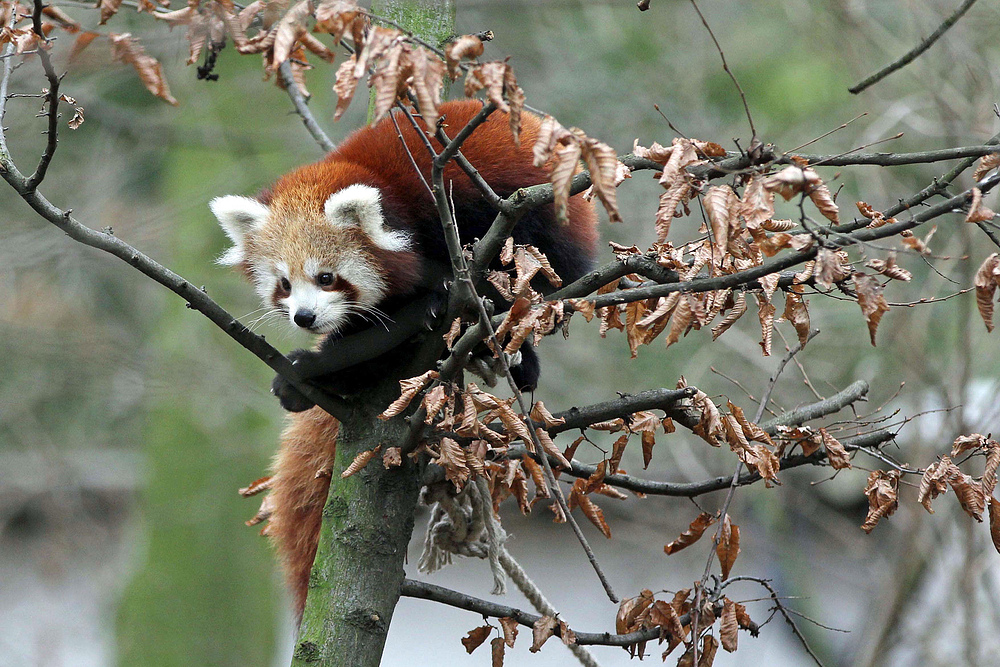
[317,272,334,286]
[279,277,291,292]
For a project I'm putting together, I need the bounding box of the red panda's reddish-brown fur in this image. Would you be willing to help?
[254,101,598,619]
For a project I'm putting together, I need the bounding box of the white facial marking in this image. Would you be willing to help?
[324,184,412,252]
[210,195,271,265]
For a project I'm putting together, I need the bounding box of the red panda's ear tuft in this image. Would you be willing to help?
[324,184,411,253]
[210,195,270,265]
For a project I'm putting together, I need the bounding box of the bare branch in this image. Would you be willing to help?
[400,578,673,647]
[277,60,335,153]
[849,0,981,94]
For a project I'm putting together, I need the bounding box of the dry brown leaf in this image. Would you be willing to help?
[333,55,360,120]
[974,152,1000,181]
[900,226,936,256]
[712,292,747,340]
[570,480,612,537]
[444,34,484,78]
[704,185,737,261]
[616,589,655,634]
[408,47,445,130]
[757,293,775,356]
[245,493,274,526]
[781,290,810,347]
[966,187,997,223]
[698,634,719,667]
[379,370,439,419]
[580,137,624,223]
[720,597,739,652]
[382,446,402,469]
[67,106,85,129]
[557,618,576,646]
[716,514,740,579]
[820,428,852,469]
[238,475,273,497]
[814,248,850,290]
[313,0,364,44]
[530,616,558,653]
[530,401,566,429]
[983,440,1000,497]
[664,512,716,554]
[109,33,179,106]
[861,469,900,533]
[99,0,124,25]
[946,466,985,521]
[341,445,381,478]
[989,497,1000,556]
[465,61,524,140]
[853,273,890,346]
[490,637,505,667]
[741,175,776,232]
[462,625,493,654]
[917,457,950,513]
[498,616,518,648]
[866,252,911,282]
[421,384,449,423]
[974,253,1000,332]
[439,437,470,489]
[271,0,312,67]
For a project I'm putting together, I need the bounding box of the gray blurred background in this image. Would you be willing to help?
[2,0,999,665]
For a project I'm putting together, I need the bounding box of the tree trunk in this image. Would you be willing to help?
[291,3,454,665]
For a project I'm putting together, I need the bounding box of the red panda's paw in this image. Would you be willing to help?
[272,349,319,412]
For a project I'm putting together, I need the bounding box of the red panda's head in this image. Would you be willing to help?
[211,183,418,335]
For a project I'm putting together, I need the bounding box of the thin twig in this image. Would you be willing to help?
[277,60,335,152]
[689,0,756,139]
[849,0,981,94]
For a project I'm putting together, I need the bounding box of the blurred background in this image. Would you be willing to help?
[2,0,999,665]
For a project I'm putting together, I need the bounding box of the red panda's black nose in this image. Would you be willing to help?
[293,310,316,328]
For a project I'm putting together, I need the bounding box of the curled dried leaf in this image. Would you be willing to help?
[109,33,179,106]
[238,475,273,497]
[917,457,950,514]
[664,512,715,555]
[861,469,900,533]
[973,253,1000,332]
[462,625,493,654]
[341,445,381,478]
[720,598,739,652]
[716,514,740,579]
[820,428,852,469]
[382,446,402,469]
[853,273,890,346]
[379,370,439,419]
[530,616,558,653]
[966,187,997,223]
[974,152,1000,181]
[444,34,484,78]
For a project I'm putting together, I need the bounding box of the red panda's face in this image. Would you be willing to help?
[211,184,412,335]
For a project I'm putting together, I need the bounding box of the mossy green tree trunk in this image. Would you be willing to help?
[291,3,454,665]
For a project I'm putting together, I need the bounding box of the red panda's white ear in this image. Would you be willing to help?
[210,196,270,265]
[324,184,411,252]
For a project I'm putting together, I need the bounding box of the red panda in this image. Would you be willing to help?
[211,100,598,618]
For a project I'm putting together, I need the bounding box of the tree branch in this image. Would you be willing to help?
[399,578,673,647]
[849,0,981,94]
[278,60,335,153]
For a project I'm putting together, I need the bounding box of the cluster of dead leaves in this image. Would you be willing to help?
[863,434,1000,553]
[616,585,755,662]
[462,613,573,665]
[533,115,624,223]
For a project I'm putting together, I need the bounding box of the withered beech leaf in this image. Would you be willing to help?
[720,597,739,652]
[443,316,462,349]
[820,428,852,469]
[341,445,381,478]
[67,106,85,130]
[498,616,518,648]
[989,497,1000,556]
[379,370,439,419]
[109,33,179,106]
[965,187,997,223]
[664,512,716,555]
[698,634,719,667]
[530,615,558,653]
[950,433,989,457]
[491,637,505,667]
[444,34,484,78]
[866,252,911,282]
[238,475,273,497]
[529,400,566,428]
[917,457,950,513]
[557,618,576,646]
[945,466,985,522]
[570,480,612,537]
[716,514,740,579]
[974,152,1000,181]
[439,437,470,489]
[974,253,1000,332]
[853,273,889,346]
[382,446,402,469]
[712,292,747,340]
[616,589,655,634]
[462,625,493,654]
[333,55,361,120]
[861,469,900,533]
[756,293,775,356]
[781,290,810,347]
